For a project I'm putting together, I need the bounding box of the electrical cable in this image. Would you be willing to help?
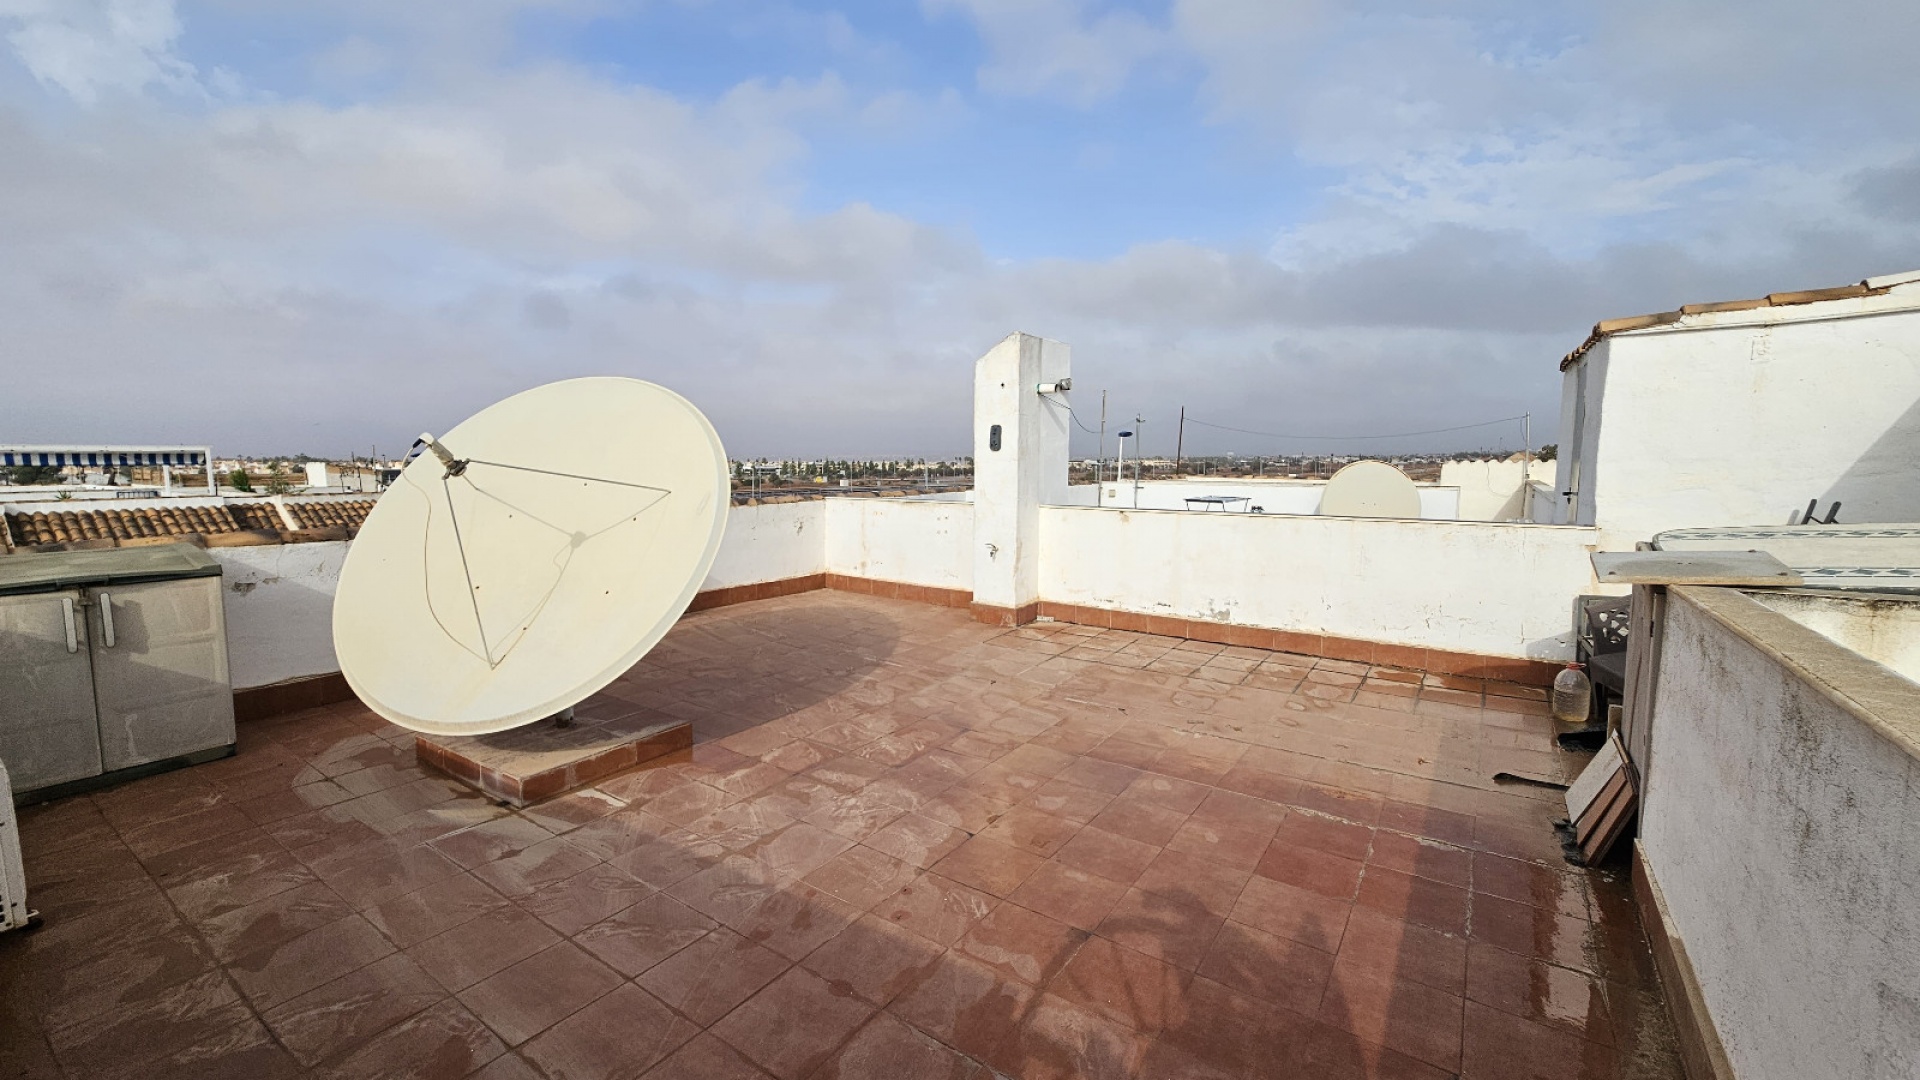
[1040,394,1103,435]
[1182,414,1528,442]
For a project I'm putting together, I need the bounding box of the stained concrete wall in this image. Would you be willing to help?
[702,501,826,590]
[1439,459,1555,522]
[1058,479,1465,520]
[1556,288,1920,548]
[1037,506,1597,659]
[824,499,972,590]
[211,542,347,690]
[1750,590,1920,685]
[1640,586,1920,1080]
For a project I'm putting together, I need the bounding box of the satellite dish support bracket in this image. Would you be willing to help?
[415,433,470,478]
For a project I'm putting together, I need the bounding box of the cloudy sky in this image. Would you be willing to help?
[4,1,1918,460]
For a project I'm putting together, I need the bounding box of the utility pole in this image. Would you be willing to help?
[1133,414,1145,498]
[1176,406,1185,475]
[1096,391,1108,508]
[1520,413,1532,521]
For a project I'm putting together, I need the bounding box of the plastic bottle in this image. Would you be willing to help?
[1551,661,1592,726]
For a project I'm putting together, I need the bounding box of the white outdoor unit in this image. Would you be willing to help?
[0,759,31,932]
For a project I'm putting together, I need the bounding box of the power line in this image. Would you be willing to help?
[1182,414,1528,443]
[1040,395,1102,436]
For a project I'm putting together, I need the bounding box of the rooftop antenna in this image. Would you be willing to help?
[332,378,728,736]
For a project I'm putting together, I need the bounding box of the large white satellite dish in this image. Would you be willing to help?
[333,378,728,736]
[1320,459,1422,519]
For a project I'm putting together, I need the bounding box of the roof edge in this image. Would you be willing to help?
[1558,274,1909,370]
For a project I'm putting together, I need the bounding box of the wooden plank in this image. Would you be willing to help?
[1623,590,1664,794]
[1592,550,1800,586]
[1582,782,1637,864]
[1576,769,1628,847]
[1564,738,1623,821]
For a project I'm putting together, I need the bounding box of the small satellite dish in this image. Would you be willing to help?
[333,378,728,736]
[1320,460,1421,519]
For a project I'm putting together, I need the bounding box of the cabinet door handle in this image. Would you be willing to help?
[62,598,77,653]
[99,592,115,648]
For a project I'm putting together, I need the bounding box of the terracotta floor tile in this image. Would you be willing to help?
[606,832,724,891]
[574,892,717,976]
[977,804,1083,858]
[1368,830,1472,888]
[877,872,997,945]
[638,927,793,1024]
[1133,847,1251,916]
[1050,935,1191,1033]
[1320,962,1465,1072]
[198,880,355,964]
[1473,851,1591,920]
[521,983,700,1080]
[306,999,504,1080]
[1197,919,1333,1015]
[1469,893,1597,975]
[888,950,1035,1060]
[473,833,627,916]
[1230,874,1353,953]
[710,967,877,1080]
[1461,999,1619,1080]
[734,881,861,960]
[1053,826,1160,885]
[933,835,1048,897]
[1334,908,1468,994]
[1008,860,1129,931]
[1357,866,1470,935]
[987,992,1147,1080]
[1255,840,1365,900]
[1096,886,1226,972]
[260,952,446,1066]
[1119,771,1211,814]
[1055,757,1141,795]
[430,815,557,870]
[1275,810,1375,861]
[1165,817,1275,872]
[470,836,604,899]
[958,902,1089,987]
[665,854,781,926]
[802,845,922,910]
[407,904,561,992]
[1466,942,1614,1045]
[811,1012,981,1080]
[864,812,972,868]
[637,1032,773,1080]
[228,912,397,1010]
[455,942,622,1049]
[803,914,945,1006]
[1084,796,1189,847]
[364,872,509,949]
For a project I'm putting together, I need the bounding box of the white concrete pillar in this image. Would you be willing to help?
[970,332,1071,625]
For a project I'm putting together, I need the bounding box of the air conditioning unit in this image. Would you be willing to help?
[0,759,33,933]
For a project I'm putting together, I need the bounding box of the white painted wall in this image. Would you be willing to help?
[1558,290,1920,548]
[212,542,347,690]
[825,499,973,590]
[1038,506,1596,658]
[1640,587,1920,1080]
[1439,459,1555,522]
[1750,590,1920,685]
[702,501,826,590]
[1059,479,1465,520]
[972,333,1070,610]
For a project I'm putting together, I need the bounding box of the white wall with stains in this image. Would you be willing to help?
[1555,289,1920,548]
[824,499,972,590]
[702,500,826,590]
[211,541,348,689]
[1037,505,1598,659]
[1640,586,1920,1080]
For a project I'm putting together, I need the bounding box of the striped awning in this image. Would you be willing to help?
[2,449,206,468]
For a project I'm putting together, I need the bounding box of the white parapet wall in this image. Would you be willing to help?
[1059,478,1466,520]
[1639,586,1920,1080]
[825,498,973,591]
[211,541,349,690]
[703,500,827,590]
[1038,506,1597,659]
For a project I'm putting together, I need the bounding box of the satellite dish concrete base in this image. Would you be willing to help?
[415,695,690,807]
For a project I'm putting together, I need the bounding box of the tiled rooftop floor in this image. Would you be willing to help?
[0,591,1682,1079]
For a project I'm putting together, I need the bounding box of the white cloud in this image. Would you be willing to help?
[0,0,200,102]
[924,0,1168,106]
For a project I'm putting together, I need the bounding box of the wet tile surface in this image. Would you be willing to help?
[0,591,1683,1078]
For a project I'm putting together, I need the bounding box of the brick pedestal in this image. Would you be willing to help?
[416,704,690,807]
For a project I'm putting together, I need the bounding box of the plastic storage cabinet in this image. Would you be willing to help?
[0,544,236,802]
